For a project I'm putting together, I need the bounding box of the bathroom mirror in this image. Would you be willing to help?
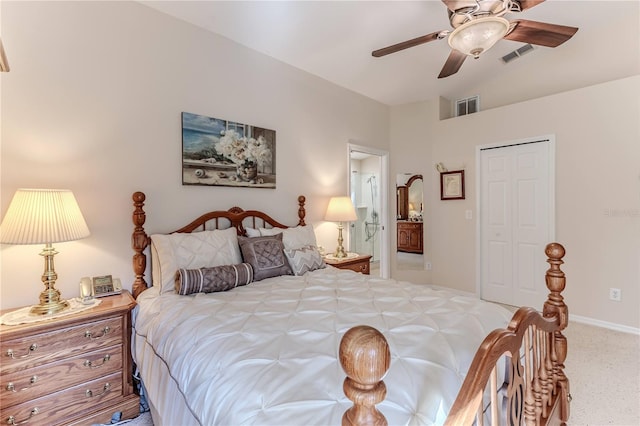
[396,174,424,270]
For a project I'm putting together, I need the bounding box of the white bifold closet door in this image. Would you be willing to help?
[480,138,554,308]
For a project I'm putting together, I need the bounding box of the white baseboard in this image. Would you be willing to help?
[570,314,640,335]
[431,287,640,335]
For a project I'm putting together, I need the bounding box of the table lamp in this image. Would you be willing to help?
[324,196,357,259]
[0,189,90,315]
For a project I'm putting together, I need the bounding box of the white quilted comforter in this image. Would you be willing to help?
[133,267,512,426]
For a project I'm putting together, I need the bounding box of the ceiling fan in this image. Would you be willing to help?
[372,0,578,78]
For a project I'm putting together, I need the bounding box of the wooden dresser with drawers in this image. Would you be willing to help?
[0,292,139,426]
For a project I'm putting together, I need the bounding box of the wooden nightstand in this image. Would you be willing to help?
[324,253,372,275]
[0,291,139,426]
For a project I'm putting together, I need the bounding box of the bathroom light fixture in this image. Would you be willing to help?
[0,189,90,314]
[324,196,357,259]
[448,17,510,59]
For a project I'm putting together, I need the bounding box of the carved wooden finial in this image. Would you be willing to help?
[545,243,566,292]
[297,195,306,226]
[340,325,390,426]
[132,191,146,204]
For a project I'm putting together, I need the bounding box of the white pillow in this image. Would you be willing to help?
[259,225,317,250]
[150,227,242,294]
[245,227,261,237]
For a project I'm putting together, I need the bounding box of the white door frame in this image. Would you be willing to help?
[347,142,390,279]
[475,134,556,299]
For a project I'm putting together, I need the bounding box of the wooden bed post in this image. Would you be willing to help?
[131,191,149,299]
[339,325,390,426]
[542,243,570,423]
[297,195,306,226]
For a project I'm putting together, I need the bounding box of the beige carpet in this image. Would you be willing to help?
[396,251,424,270]
[564,322,640,425]
[118,322,639,426]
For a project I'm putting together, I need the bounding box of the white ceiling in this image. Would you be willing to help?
[142,1,640,107]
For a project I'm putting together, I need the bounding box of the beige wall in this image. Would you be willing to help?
[391,76,640,329]
[0,1,389,310]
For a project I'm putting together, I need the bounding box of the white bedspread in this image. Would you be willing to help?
[133,267,512,426]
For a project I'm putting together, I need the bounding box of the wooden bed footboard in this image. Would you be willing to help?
[340,243,569,426]
[131,191,307,299]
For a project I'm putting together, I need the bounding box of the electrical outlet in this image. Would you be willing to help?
[609,288,622,301]
[425,262,432,270]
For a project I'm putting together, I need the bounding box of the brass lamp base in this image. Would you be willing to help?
[30,244,69,315]
[30,291,69,315]
[334,223,348,258]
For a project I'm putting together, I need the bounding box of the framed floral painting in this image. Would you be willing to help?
[181,112,276,188]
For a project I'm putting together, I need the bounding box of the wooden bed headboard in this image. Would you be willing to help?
[131,191,307,299]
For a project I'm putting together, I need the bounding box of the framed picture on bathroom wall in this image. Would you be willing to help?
[440,170,465,200]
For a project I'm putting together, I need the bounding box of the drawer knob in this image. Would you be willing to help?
[5,376,37,393]
[6,408,39,425]
[85,382,111,398]
[83,354,111,368]
[5,344,38,360]
[84,326,110,339]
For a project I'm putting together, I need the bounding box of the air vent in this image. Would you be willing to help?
[501,44,534,63]
[455,95,480,117]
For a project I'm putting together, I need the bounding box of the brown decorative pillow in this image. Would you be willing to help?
[175,263,253,295]
[238,234,292,281]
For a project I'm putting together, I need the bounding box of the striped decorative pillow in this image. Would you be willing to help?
[284,245,326,276]
[175,263,253,295]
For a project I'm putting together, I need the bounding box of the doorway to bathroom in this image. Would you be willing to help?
[348,143,389,278]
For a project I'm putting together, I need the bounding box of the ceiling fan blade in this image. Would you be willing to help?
[438,49,467,79]
[504,20,578,47]
[372,31,441,57]
[515,0,546,11]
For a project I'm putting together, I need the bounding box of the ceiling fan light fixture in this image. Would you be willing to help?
[448,17,510,59]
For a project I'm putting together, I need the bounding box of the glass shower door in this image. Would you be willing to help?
[349,170,381,263]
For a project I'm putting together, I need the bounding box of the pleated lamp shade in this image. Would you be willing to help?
[1,189,90,245]
[324,196,358,222]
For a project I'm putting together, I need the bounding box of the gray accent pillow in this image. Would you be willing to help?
[284,245,326,276]
[175,263,253,295]
[238,234,292,281]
